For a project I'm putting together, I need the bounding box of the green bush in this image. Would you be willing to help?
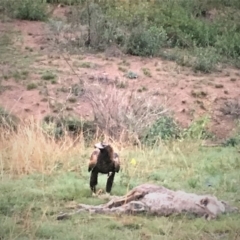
[104,0,239,60]
[223,121,240,147]
[41,71,56,81]
[1,0,47,21]
[57,0,240,67]
[69,2,124,51]
[223,137,240,147]
[126,26,167,57]
[192,47,219,73]
[182,116,212,140]
[42,114,96,143]
[27,83,38,90]
[141,115,180,145]
[216,32,240,58]
[46,0,86,5]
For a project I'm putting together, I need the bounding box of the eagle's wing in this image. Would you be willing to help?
[113,152,120,172]
[88,149,100,172]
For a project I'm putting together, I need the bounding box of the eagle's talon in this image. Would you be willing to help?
[98,192,111,200]
[97,189,103,196]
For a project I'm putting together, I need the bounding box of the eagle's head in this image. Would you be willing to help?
[94,142,115,162]
[94,142,108,149]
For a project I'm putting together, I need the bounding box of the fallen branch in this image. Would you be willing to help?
[57,184,238,221]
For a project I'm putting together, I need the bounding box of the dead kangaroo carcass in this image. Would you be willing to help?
[57,184,238,221]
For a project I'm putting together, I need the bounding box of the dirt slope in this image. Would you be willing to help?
[0,6,240,140]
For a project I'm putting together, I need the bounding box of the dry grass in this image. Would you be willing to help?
[0,119,86,176]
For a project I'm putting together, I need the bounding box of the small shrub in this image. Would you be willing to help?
[191,90,208,98]
[51,79,57,84]
[70,83,85,97]
[21,70,29,77]
[141,115,180,145]
[41,71,56,81]
[79,62,91,68]
[188,178,198,189]
[119,60,130,67]
[220,99,240,119]
[125,71,138,79]
[0,33,12,46]
[118,66,127,72]
[142,68,152,77]
[11,0,47,21]
[137,86,148,93]
[68,97,77,103]
[27,83,37,90]
[126,26,167,57]
[223,137,240,147]
[182,116,212,140]
[46,0,83,4]
[192,47,219,73]
[215,32,240,59]
[12,71,22,80]
[0,106,19,131]
[116,81,127,89]
[42,114,96,142]
[215,84,224,88]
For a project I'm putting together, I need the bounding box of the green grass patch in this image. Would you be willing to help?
[41,71,57,81]
[1,0,48,21]
[0,144,240,239]
[27,82,38,90]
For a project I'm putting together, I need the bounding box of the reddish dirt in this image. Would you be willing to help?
[0,6,240,140]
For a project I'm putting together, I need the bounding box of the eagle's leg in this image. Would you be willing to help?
[90,170,98,195]
[106,172,115,194]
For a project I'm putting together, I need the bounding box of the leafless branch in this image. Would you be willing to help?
[83,83,168,142]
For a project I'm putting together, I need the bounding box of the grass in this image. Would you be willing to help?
[68,97,77,103]
[115,80,127,89]
[0,122,240,239]
[41,71,56,81]
[27,82,38,90]
[137,86,148,92]
[0,32,35,83]
[142,68,152,77]
[118,66,127,72]
[73,61,96,69]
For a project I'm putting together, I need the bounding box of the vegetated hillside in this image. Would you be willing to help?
[0,0,240,141]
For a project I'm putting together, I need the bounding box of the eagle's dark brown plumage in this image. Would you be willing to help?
[88,142,120,195]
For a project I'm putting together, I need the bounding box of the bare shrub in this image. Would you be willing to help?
[83,84,168,143]
[220,99,240,119]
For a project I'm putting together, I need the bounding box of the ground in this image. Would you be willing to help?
[0,5,240,140]
[1,141,240,239]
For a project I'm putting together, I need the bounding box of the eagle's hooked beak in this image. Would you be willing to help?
[94,142,108,149]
